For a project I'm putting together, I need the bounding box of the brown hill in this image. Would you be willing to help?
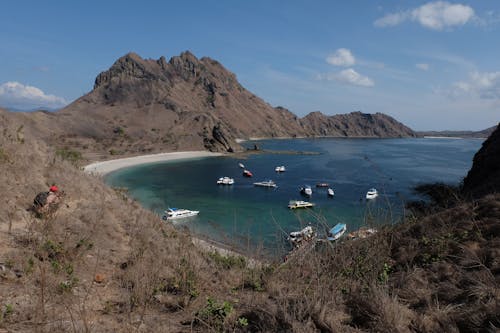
[302,111,415,137]
[3,51,415,160]
[462,123,500,197]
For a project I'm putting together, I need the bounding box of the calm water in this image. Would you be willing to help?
[105,138,482,256]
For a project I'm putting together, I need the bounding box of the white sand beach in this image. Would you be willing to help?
[83,151,224,176]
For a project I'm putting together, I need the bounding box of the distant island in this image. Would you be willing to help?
[417,126,496,139]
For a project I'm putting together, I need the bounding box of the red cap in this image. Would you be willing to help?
[50,185,59,192]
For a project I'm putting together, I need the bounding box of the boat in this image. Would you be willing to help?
[347,227,377,240]
[300,185,312,196]
[327,223,347,241]
[288,226,315,247]
[275,165,286,172]
[243,170,253,177]
[162,208,199,221]
[253,180,277,188]
[327,188,334,197]
[316,183,329,188]
[366,188,378,200]
[238,163,245,169]
[217,177,234,185]
[288,200,315,209]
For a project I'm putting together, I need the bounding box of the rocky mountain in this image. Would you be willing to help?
[462,123,500,197]
[4,51,416,159]
[302,111,415,137]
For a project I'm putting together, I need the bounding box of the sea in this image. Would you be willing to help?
[105,137,483,257]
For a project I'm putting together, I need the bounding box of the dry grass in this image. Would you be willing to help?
[0,121,498,332]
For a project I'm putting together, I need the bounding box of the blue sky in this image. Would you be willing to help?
[0,1,499,130]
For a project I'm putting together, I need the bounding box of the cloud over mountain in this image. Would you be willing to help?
[0,81,67,110]
[320,68,374,87]
[375,1,475,30]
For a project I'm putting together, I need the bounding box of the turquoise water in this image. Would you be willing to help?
[105,137,482,256]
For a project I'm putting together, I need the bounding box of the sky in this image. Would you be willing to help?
[0,1,499,130]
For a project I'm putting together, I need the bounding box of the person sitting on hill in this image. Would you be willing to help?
[32,184,63,214]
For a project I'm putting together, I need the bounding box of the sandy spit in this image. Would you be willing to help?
[83,151,224,176]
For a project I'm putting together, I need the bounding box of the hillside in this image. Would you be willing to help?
[462,123,500,198]
[0,116,498,331]
[2,51,416,161]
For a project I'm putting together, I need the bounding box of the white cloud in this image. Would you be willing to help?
[416,63,430,71]
[326,48,356,67]
[375,1,475,30]
[0,81,67,110]
[321,68,375,87]
[444,71,500,99]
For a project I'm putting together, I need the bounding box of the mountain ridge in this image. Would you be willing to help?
[3,51,416,159]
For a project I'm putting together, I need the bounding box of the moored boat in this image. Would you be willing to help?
[366,188,378,200]
[253,180,277,188]
[217,177,235,185]
[327,223,347,241]
[243,170,253,177]
[288,225,316,247]
[316,182,329,187]
[275,165,286,172]
[300,185,312,196]
[238,162,245,169]
[327,188,334,197]
[162,208,199,221]
[288,200,315,209]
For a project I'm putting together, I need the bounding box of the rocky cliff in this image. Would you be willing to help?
[5,51,416,158]
[462,123,500,198]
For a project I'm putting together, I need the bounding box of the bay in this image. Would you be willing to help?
[105,137,482,257]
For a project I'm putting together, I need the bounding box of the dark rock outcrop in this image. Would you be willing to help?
[462,123,500,198]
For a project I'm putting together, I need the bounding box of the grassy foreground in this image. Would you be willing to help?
[0,124,498,332]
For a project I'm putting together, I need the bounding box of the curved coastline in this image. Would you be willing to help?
[83,151,224,176]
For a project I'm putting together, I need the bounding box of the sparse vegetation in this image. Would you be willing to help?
[55,147,82,164]
[0,120,498,332]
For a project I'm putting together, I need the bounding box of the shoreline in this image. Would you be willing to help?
[83,151,224,176]
[82,150,266,263]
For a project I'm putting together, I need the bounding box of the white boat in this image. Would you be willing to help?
[288,200,315,209]
[275,165,286,172]
[253,180,277,188]
[300,185,312,196]
[366,188,378,200]
[327,223,347,241]
[288,226,315,246]
[217,177,234,185]
[238,163,245,169]
[162,208,199,221]
[327,188,334,197]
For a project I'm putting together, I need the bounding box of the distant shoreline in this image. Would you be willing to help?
[83,151,224,176]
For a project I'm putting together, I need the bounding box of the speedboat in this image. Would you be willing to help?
[327,223,347,241]
[327,188,334,197]
[217,177,234,185]
[288,226,315,246]
[275,165,286,172]
[366,188,378,200]
[253,180,277,188]
[238,162,245,169]
[243,170,253,177]
[288,200,315,209]
[300,185,312,196]
[162,208,199,221]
